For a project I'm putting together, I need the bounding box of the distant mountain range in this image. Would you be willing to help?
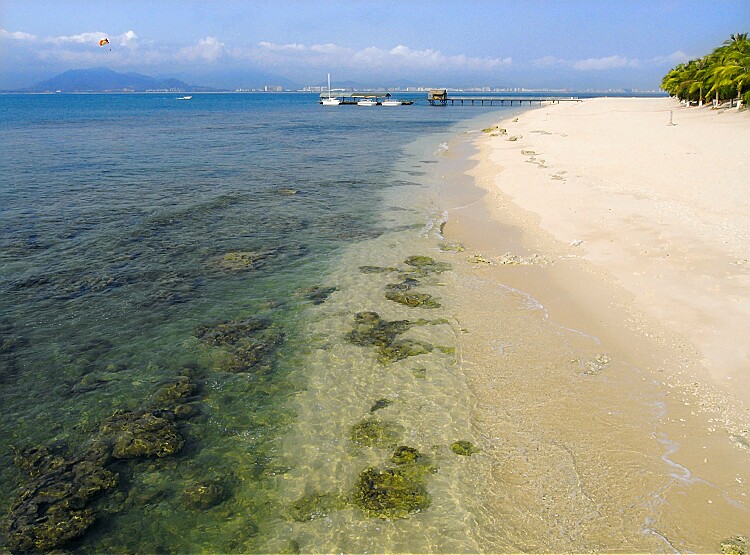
[19,68,221,93]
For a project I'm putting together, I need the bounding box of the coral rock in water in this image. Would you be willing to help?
[99,409,185,459]
[345,311,412,348]
[2,446,118,552]
[377,339,433,364]
[450,440,480,456]
[285,491,347,522]
[181,479,230,510]
[217,250,275,271]
[403,256,451,274]
[349,418,403,449]
[384,290,441,309]
[194,318,272,347]
[370,398,394,413]
[721,535,749,555]
[352,466,431,519]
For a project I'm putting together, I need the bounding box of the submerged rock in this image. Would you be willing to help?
[346,311,432,364]
[391,445,433,468]
[468,254,493,265]
[403,255,451,274]
[3,447,118,552]
[2,374,204,552]
[99,409,185,459]
[151,376,199,408]
[352,466,431,519]
[194,318,272,347]
[220,332,284,374]
[450,440,480,456]
[377,340,433,364]
[285,491,347,522]
[295,285,337,305]
[384,290,441,309]
[349,418,403,449]
[181,479,230,510]
[195,317,284,374]
[721,536,749,555]
[370,398,394,413]
[386,276,422,291]
[345,312,412,348]
[438,242,465,252]
[359,265,399,274]
[217,250,276,272]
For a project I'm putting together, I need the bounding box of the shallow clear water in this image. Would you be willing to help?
[0,92,518,552]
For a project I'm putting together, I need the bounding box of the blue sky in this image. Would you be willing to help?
[1,0,748,89]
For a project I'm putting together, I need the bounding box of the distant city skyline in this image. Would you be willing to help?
[1,0,748,90]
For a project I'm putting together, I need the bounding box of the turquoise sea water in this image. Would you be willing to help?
[0,93,518,553]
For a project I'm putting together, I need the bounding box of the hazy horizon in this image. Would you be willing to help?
[2,0,748,90]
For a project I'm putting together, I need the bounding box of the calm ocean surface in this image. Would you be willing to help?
[0,92,521,553]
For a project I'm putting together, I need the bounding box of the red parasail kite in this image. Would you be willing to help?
[99,38,109,47]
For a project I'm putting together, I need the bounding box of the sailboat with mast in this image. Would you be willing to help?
[321,73,340,106]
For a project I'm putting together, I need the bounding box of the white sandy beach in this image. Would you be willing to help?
[466,97,750,406]
[438,97,750,550]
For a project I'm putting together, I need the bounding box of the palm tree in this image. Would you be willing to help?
[682,58,710,106]
[661,65,686,99]
[706,37,750,108]
[722,33,750,107]
[662,32,749,110]
[687,57,709,106]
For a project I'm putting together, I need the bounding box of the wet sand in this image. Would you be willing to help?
[438,98,750,551]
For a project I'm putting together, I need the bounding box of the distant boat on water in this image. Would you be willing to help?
[176,95,192,100]
[382,99,402,106]
[357,98,377,106]
[321,74,340,106]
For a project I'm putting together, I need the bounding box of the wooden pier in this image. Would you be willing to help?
[427,89,582,106]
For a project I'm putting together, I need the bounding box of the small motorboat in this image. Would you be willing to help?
[357,99,377,106]
[176,95,193,100]
[382,99,402,106]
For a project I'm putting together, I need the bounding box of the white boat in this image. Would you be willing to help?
[382,99,402,106]
[357,99,377,106]
[176,95,192,100]
[321,73,340,106]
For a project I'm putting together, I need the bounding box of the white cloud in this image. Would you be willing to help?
[116,30,138,48]
[532,54,643,70]
[45,31,109,45]
[0,29,37,40]
[3,28,510,76]
[650,50,690,65]
[572,55,640,70]
[258,41,306,52]
[532,55,565,67]
[177,36,225,62]
[251,41,509,72]
[309,43,345,55]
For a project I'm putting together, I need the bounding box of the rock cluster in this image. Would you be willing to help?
[2,374,202,552]
[194,317,284,374]
[345,311,433,364]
